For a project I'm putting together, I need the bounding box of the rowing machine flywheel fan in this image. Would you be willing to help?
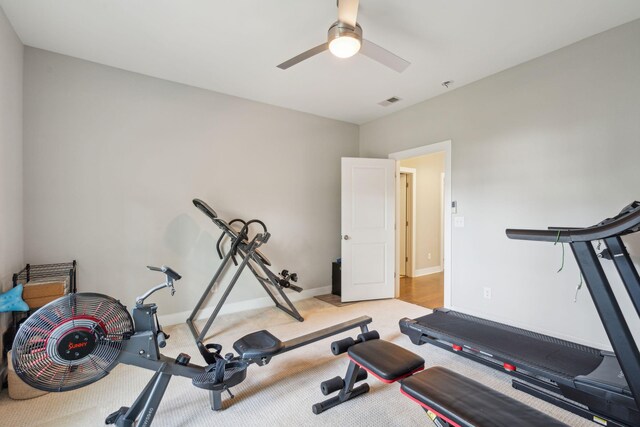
[12,293,134,392]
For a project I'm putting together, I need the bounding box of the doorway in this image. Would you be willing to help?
[389,141,451,309]
[399,168,415,277]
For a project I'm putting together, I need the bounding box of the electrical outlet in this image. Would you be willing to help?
[483,287,492,299]
[428,253,431,260]
[454,216,465,228]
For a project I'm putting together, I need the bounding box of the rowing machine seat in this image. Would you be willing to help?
[233,330,284,360]
[348,339,424,383]
[400,367,568,427]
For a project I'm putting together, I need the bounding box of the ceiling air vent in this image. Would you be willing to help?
[378,96,401,107]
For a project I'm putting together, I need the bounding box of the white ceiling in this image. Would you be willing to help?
[2,1,640,124]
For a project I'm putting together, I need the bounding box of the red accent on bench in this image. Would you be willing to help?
[400,388,461,427]
[348,355,424,384]
[503,363,516,371]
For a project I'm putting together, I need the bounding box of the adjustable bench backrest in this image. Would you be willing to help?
[401,366,568,427]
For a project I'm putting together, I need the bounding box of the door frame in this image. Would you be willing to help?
[389,140,452,307]
[440,172,445,271]
[399,167,417,277]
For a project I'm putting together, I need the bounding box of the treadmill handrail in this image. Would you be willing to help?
[506,203,640,243]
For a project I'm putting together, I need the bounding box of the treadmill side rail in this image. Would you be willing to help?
[399,317,427,346]
[574,353,633,398]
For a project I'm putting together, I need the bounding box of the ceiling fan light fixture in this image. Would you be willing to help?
[277,5,410,73]
[329,35,361,58]
[327,21,362,59]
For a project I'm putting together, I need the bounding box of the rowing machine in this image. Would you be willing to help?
[12,265,371,425]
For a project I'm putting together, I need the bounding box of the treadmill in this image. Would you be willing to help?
[400,202,640,427]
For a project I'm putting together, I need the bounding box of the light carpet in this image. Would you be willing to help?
[0,297,594,426]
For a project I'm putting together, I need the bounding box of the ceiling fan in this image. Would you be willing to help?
[277,0,410,73]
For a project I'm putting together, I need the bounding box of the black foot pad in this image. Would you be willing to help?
[192,360,249,391]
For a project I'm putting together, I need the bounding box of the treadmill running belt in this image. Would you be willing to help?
[414,310,603,380]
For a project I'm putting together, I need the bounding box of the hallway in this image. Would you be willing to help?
[398,272,444,309]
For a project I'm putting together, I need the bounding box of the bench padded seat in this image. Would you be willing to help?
[348,340,424,383]
[401,367,568,427]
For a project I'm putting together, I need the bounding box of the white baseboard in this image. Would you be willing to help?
[413,266,443,277]
[158,285,332,326]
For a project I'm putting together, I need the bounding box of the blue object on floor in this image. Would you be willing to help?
[0,284,30,312]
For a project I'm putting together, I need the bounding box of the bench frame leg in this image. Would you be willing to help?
[313,361,370,414]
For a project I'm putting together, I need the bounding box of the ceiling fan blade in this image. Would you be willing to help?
[277,43,329,70]
[338,0,359,27]
[360,39,410,73]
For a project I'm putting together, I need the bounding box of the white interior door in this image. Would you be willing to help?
[341,157,396,302]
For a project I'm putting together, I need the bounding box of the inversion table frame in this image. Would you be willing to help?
[187,199,304,343]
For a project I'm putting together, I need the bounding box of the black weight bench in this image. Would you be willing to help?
[401,367,568,427]
[315,333,569,426]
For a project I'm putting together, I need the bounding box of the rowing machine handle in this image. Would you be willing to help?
[146,265,182,281]
[162,266,182,281]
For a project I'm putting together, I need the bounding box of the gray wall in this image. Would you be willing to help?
[23,48,358,317]
[0,7,23,333]
[360,20,640,348]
